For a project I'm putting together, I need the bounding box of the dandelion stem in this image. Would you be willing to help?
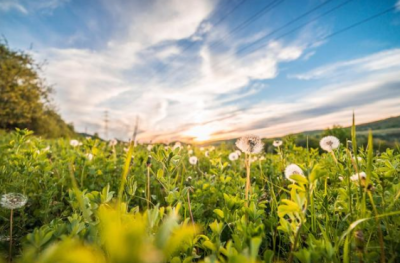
[187,189,195,228]
[147,166,151,209]
[245,153,251,206]
[9,209,13,263]
[330,151,338,164]
[288,222,302,263]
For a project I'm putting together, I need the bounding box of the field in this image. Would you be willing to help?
[0,127,400,263]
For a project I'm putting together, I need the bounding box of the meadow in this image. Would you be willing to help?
[0,121,400,263]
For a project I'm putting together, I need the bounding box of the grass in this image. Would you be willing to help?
[0,126,399,263]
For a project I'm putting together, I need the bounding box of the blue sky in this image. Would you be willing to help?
[1,0,400,142]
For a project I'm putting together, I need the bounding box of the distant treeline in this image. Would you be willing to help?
[263,124,400,153]
[0,41,75,138]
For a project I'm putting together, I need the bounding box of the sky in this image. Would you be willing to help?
[1,0,400,143]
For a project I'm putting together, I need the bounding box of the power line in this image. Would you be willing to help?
[148,0,251,78]
[163,0,284,83]
[207,0,285,51]
[175,0,350,89]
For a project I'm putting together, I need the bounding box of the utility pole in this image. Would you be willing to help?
[104,111,109,140]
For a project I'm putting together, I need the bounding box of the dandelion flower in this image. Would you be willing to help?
[350,172,366,182]
[229,152,239,161]
[284,164,304,183]
[109,139,118,147]
[188,149,194,155]
[205,151,209,157]
[320,136,340,152]
[273,140,283,147]
[147,144,153,151]
[86,153,93,161]
[173,142,182,150]
[189,156,198,165]
[1,193,28,210]
[236,135,264,154]
[70,139,81,147]
[235,150,242,156]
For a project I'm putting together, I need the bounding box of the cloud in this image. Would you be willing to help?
[291,49,400,80]
[396,0,400,11]
[0,1,28,14]
[25,1,400,142]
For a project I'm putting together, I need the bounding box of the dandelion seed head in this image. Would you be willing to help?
[205,151,209,157]
[229,152,239,161]
[189,156,198,165]
[235,150,242,156]
[86,153,93,161]
[70,139,81,147]
[1,193,28,210]
[188,149,194,155]
[235,135,264,154]
[173,142,182,150]
[320,136,340,152]
[350,172,367,182]
[273,140,283,147]
[109,139,118,147]
[147,145,153,151]
[284,164,304,183]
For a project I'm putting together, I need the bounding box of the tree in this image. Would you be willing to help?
[0,41,75,137]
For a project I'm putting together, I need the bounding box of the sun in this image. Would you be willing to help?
[184,125,214,142]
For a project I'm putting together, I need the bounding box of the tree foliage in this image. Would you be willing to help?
[0,42,75,138]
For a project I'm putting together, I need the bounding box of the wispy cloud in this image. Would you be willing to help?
[0,1,28,14]
[291,49,400,80]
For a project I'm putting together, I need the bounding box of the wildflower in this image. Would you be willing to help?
[147,144,153,151]
[205,151,209,157]
[229,152,239,161]
[320,136,340,152]
[352,156,363,162]
[236,135,264,154]
[70,139,81,147]
[200,147,205,151]
[338,176,344,181]
[259,156,266,161]
[273,140,283,147]
[189,156,198,165]
[350,172,366,182]
[123,147,129,152]
[173,142,182,150]
[0,193,28,210]
[284,164,304,183]
[86,153,93,161]
[188,149,194,155]
[210,146,215,151]
[235,150,242,156]
[109,139,118,147]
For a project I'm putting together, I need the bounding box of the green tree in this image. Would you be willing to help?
[0,41,74,137]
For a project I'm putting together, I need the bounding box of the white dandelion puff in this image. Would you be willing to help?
[229,152,239,161]
[189,156,198,165]
[284,164,305,183]
[235,150,242,156]
[147,145,153,151]
[173,142,182,150]
[320,136,340,152]
[236,135,264,154]
[109,139,118,147]
[1,193,28,210]
[70,139,81,147]
[205,151,209,157]
[350,172,367,182]
[86,153,93,161]
[273,140,283,147]
[188,149,194,155]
